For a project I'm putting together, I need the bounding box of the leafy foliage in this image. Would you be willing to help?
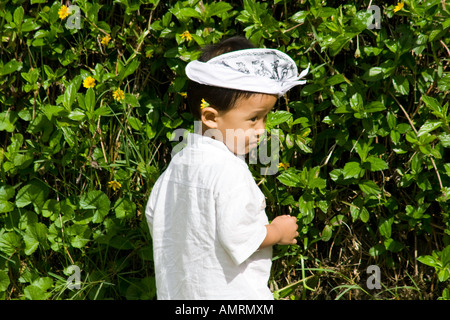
[0,0,449,299]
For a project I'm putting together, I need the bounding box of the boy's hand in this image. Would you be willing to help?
[259,215,299,249]
[270,215,299,245]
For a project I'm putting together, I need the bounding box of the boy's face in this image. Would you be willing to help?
[202,94,277,155]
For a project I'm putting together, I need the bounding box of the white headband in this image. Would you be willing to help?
[185,48,309,97]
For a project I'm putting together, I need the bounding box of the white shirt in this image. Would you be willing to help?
[145,133,273,300]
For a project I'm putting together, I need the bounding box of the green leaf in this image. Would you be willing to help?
[360,207,370,223]
[328,34,351,57]
[438,133,450,148]
[24,277,53,300]
[0,270,10,292]
[386,112,397,130]
[85,88,95,113]
[67,224,91,248]
[438,268,450,282]
[277,169,301,187]
[365,156,388,171]
[330,169,344,181]
[308,175,326,190]
[321,225,333,242]
[94,106,112,116]
[417,255,440,268]
[350,10,373,33]
[406,131,419,144]
[42,199,61,220]
[127,116,142,131]
[21,19,40,33]
[21,68,39,84]
[18,211,38,230]
[378,216,394,238]
[0,185,15,213]
[0,111,18,132]
[392,75,409,95]
[124,93,139,107]
[206,2,232,17]
[422,95,444,119]
[362,66,390,82]
[0,232,22,256]
[437,187,450,203]
[13,6,24,29]
[15,180,49,213]
[325,74,347,86]
[369,244,385,257]
[42,104,65,122]
[79,190,110,223]
[441,245,450,267]
[123,275,156,299]
[63,82,77,111]
[68,109,86,122]
[285,133,294,149]
[178,7,203,20]
[384,238,404,253]
[295,135,313,153]
[23,223,48,255]
[118,59,140,83]
[438,73,450,92]
[350,93,363,112]
[290,10,308,24]
[417,120,442,137]
[365,101,386,113]
[349,196,370,223]
[298,194,315,224]
[266,111,292,129]
[114,198,136,219]
[301,84,322,96]
[359,180,381,195]
[342,162,362,179]
[0,59,23,76]
[354,139,372,162]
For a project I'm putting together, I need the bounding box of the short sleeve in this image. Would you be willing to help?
[215,165,268,265]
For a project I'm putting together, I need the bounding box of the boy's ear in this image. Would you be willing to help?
[200,107,219,129]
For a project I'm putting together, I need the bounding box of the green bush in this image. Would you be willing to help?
[0,0,449,300]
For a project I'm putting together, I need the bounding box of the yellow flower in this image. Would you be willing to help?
[101,34,111,46]
[180,31,193,42]
[394,0,404,13]
[58,5,70,20]
[83,76,96,88]
[113,88,125,101]
[179,92,187,98]
[200,98,210,109]
[107,181,122,191]
[278,162,290,170]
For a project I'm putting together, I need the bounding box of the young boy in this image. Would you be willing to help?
[145,37,309,300]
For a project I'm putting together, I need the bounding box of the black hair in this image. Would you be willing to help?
[186,36,261,119]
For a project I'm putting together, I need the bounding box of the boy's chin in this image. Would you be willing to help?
[232,143,257,156]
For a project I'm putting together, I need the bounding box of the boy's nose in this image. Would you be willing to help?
[256,119,266,133]
[255,128,265,136]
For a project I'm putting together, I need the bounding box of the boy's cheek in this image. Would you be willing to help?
[224,134,250,155]
[230,137,248,155]
[223,128,265,155]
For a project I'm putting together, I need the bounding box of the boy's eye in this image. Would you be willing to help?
[250,117,258,122]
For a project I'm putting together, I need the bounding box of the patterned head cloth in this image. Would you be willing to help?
[185,48,309,97]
